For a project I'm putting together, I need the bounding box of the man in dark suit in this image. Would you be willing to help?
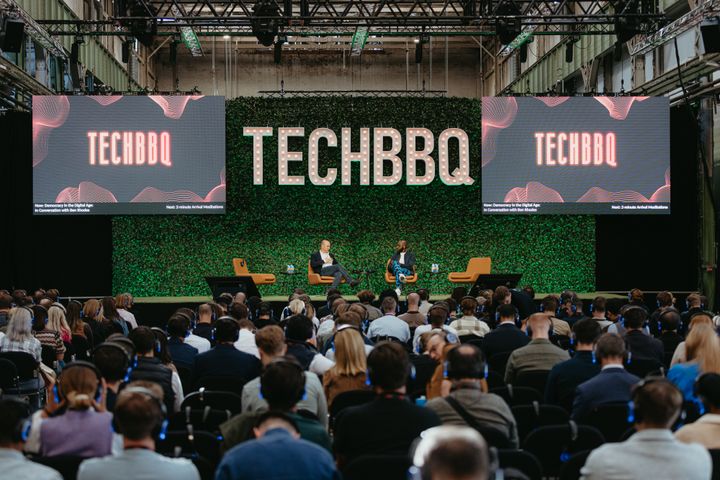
[481,304,530,361]
[571,333,640,419]
[191,317,262,389]
[166,314,199,371]
[622,306,664,363]
[545,318,602,410]
[388,240,416,296]
[310,239,360,289]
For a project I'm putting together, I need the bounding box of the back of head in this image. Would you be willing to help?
[656,291,674,308]
[445,344,485,380]
[7,307,33,342]
[215,317,239,343]
[367,341,410,391]
[114,382,165,440]
[417,289,430,302]
[605,298,625,317]
[381,296,397,315]
[260,356,306,411]
[288,299,306,316]
[379,289,399,306]
[58,363,100,410]
[541,296,558,314]
[93,343,130,382]
[451,287,467,303]
[628,288,644,304]
[0,399,30,446]
[658,308,681,332]
[493,286,510,306]
[332,327,367,376]
[255,325,286,356]
[686,292,702,309]
[685,323,720,373]
[527,313,551,337]
[336,311,363,328]
[460,297,478,316]
[285,315,314,343]
[83,299,102,321]
[632,378,683,428]
[623,306,648,330]
[413,426,489,480]
[407,292,420,308]
[229,302,249,321]
[572,318,602,345]
[591,296,606,314]
[522,285,535,300]
[0,293,12,310]
[497,304,517,323]
[256,302,273,319]
[428,304,448,328]
[357,290,375,304]
[696,373,720,411]
[166,315,190,339]
[130,326,156,355]
[198,303,212,318]
[31,305,48,331]
[326,288,341,300]
[102,296,119,319]
[595,333,625,361]
[347,303,367,322]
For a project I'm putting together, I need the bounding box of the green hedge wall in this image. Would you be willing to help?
[112,97,595,297]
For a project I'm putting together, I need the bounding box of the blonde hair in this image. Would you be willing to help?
[115,293,133,310]
[689,314,713,331]
[6,308,34,342]
[59,365,100,410]
[83,299,104,322]
[330,328,366,376]
[686,323,720,374]
[47,305,71,338]
[288,299,305,316]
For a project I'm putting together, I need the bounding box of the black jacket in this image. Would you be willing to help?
[482,323,530,360]
[310,251,337,274]
[128,357,175,413]
[388,251,416,272]
[544,351,600,409]
[624,330,664,363]
[191,344,262,388]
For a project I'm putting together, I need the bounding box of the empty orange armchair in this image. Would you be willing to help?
[385,259,418,284]
[448,257,491,283]
[232,258,276,285]
[307,260,346,286]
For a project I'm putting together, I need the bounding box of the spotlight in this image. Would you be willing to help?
[496,2,521,45]
[252,0,280,47]
[414,38,420,44]
[565,42,573,62]
[223,34,230,40]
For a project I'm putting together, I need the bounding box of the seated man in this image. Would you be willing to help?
[413,303,459,353]
[241,326,328,429]
[192,303,214,343]
[427,344,519,447]
[367,297,411,344]
[191,318,262,389]
[505,313,569,385]
[357,290,383,321]
[571,333,640,419]
[657,308,683,356]
[538,296,571,337]
[581,378,711,480]
[217,412,339,480]
[399,292,427,329]
[675,373,720,449]
[285,315,334,376]
[411,426,490,480]
[310,239,360,289]
[623,306,664,364]
[588,296,613,330]
[544,318,602,409]
[220,356,331,452]
[481,304,529,360]
[166,315,199,371]
[388,240,416,296]
[78,383,200,480]
[333,341,441,469]
[449,297,490,339]
[0,399,62,480]
[128,327,175,413]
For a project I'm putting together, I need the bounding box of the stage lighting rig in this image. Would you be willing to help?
[252,0,280,47]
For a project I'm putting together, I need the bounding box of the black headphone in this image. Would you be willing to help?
[426,304,450,325]
[443,350,489,380]
[56,361,104,405]
[495,304,520,324]
[4,398,32,443]
[329,324,363,352]
[657,307,682,334]
[114,386,168,440]
[93,342,135,382]
[627,377,685,425]
[255,305,275,322]
[260,357,307,402]
[150,327,166,354]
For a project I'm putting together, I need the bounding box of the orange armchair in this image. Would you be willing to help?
[307,260,346,286]
[448,257,491,283]
[384,259,418,284]
[232,258,276,285]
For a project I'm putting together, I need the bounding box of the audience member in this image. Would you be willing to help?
[572,333,640,419]
[657,307,683,354]
[83,299,115,345]
[427,344,518,447]
[668,323,720,401]
[217,411,339,480]
[413,303,459,353]
[174,308,211,353]
[557,291,584,326]
[357,290,382,321]
[588,296,612,330]
[627,288,650,313]
[481,304,529,360]
[234,292,247,305]
[417,288,433,316]
[46,305,71,343]
[285,315,334,375]
[323,325,370,406]
[234,319,259,358]
[545,318,601,408]
[102,296,129,336]
[367,297,411,343]
[165,315,199,371]
[333,341,441,468]
[31,305,66,363]
[510,287,537,323]
[221,357,331,452]
[92,341,132,411]
[622,306,664,363]
[538,296,572,337]
[242,326,328,428]
[675,373,720,448]
[681,292,705,331]
[0,292,13,329]
[399,292,426,328]
[78,383,200,480]
[671,313,714,366]
[229,301,250,323]
[0,399,62,480]
[505,313,569,384]
[128,327,176,413]
[581,378,711,480]
[322,311,374,359]
[425,332,453,399]
[411,426,489,480]
[115,293,138,330]
[0,307,42,362]
[449,297,490,339]
[191,317,261,387]
[604,297,625,334]
[67,300,94,347]
[253,302,277,329]
[192,303,214,343]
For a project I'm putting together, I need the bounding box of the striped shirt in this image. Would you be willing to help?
[0,336,42,362]
[449,316,491,337]
[33,329,66,357]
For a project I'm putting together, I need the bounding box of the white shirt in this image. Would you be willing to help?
[117,309,138,329]
[413,324,459,353]
[234,329,259,359]
[171,371,184,413]
[418,301,433,316]
[0,449,62,480]
[399,252,405,264]
[320,251,331,264]
[367,315,411,343]
[185,334,210,354]
[310,353,335,376]
[325,343,374,361]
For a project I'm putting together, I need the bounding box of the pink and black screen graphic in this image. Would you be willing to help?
[481,96,670,214]
[32,95,225,215]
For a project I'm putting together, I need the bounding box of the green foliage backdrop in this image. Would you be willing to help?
[112,97,595,297]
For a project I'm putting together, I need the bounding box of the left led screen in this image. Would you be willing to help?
[32,95,225,215]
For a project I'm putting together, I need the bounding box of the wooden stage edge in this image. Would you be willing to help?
[134,292,629,304]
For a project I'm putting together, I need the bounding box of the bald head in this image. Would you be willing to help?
[527,313,552,339]
[407,292,420,308]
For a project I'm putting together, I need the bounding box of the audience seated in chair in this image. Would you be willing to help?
[587,296,613,330]
[322,324,370,407]
[399,293,427,329]
[192,304,215,344]
[622,306,664,364]
[571,333,640,420]
[234,318,260,359]
[449,297,491,339]
[217,411,339,480]
[675,373,720,449]
[92,340,134,412]
[367,297,411,344]
[0,398,62,480]
[0,307,42,362]
[668,323,720,403]
[31,305,66,365]
[505,313,569,385]
[657,307,683,354]
[173,308,211,354]
[333,341,441,469]
[78,383,200,480]
[538,296,572,337]
[481,304,530,361]
[166,315,199,371]
[128,327,176,414]
[544,318,602,410]
[285,315,334,376]
[581,378,711,480]
[426,344,519,447]
[410,425,490,480]
[413,303,459,354]
[241,326,328,428]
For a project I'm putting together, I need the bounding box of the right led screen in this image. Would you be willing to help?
[481,96,670,214]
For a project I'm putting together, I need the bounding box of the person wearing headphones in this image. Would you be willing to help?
[127,327,176,413]
[322,325,370,406]
[0,399,62,480]
[367,296,412,344]
[399,292,427,329]
[412,303,459,354]
[77,383,200,480]
[676,373,720,448]
[165,315,199,371]
[449,297,490,340]
[410,425,490,480]
[115,293,138,330]
[581,378,711,480]
[505,313,569,385]
[426,344,518,448]
[481,304,529,360]
[622,306,664,364]
[93,340,134,412]
[0,307,42,362]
